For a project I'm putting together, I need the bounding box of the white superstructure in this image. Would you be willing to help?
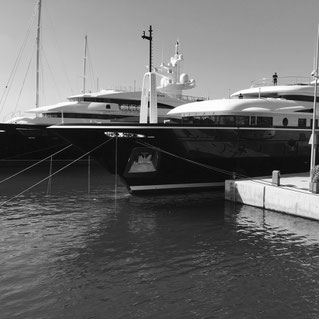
[7,42,205,125]
[231,75,317,109]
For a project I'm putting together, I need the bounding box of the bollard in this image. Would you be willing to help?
[272,170,280,186]
[309,165,319,193]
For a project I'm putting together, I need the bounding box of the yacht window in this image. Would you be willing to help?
[106,104,111,109]
[298,118,307,128]
[184,115,248,126]
[236,116,249,126]
[189,117,201,124]
[43,112,130,120]
[209,116,219,125]
[257,116,273,127]
[282,118,288,127]
[219,115,235,126]
[250,116,256,126]
[182,117,193,124]
[69,97,83,102]
[310,119,318,128]
[44,113,59,118]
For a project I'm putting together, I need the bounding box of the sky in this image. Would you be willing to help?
[0,0,319,121]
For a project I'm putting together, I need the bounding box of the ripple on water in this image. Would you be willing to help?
[2,168,319,318]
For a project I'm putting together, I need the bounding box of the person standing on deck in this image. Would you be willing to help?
[273,72,278,85]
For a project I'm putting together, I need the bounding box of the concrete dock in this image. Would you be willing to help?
[225,172,319,220]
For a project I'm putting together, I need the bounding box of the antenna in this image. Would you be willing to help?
[142,25,153,73]
[175,40,179,55]
[140,25,157,123]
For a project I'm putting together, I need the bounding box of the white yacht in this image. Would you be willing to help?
[231,75,317,110]
[7,42,205,125]
[50,96,318,193]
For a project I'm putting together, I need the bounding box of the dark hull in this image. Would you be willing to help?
[50,123,313,193]
[0,123,86,169]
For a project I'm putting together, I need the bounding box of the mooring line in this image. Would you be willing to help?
[0,144,73,185]
[0,137,114,206]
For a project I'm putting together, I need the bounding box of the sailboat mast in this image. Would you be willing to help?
[310,24,319,175]
[83,35,88,93]
[35,0,41,108]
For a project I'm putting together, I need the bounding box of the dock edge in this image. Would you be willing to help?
[225,179,319,220]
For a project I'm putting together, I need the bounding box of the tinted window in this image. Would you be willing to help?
[236,116,249,126]
[298,118,307,128]
[257,116,273,127]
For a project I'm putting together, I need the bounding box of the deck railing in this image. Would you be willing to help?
[178,94,208,102]
[250,76,312,88]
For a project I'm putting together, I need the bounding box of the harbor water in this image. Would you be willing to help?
[1,165,319,318]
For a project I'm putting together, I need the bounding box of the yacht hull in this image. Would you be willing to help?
[50,123,312,193]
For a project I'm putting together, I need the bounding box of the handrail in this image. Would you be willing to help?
[70,91,208,103]
[250,75,312,88]
[178,94,208,102]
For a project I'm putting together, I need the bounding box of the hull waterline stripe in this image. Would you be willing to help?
[129,181,224,192]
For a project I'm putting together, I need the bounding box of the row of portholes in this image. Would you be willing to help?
[105,104,138,111]
[119,105,140,112]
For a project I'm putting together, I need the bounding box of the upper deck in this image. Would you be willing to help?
[250,76,312,88]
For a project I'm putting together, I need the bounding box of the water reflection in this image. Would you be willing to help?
[230,202,319,246]
[2,167,319,318]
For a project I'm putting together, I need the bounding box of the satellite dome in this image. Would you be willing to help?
[180,73,189,83]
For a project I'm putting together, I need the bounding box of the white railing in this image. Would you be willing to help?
[251,76,312,88]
